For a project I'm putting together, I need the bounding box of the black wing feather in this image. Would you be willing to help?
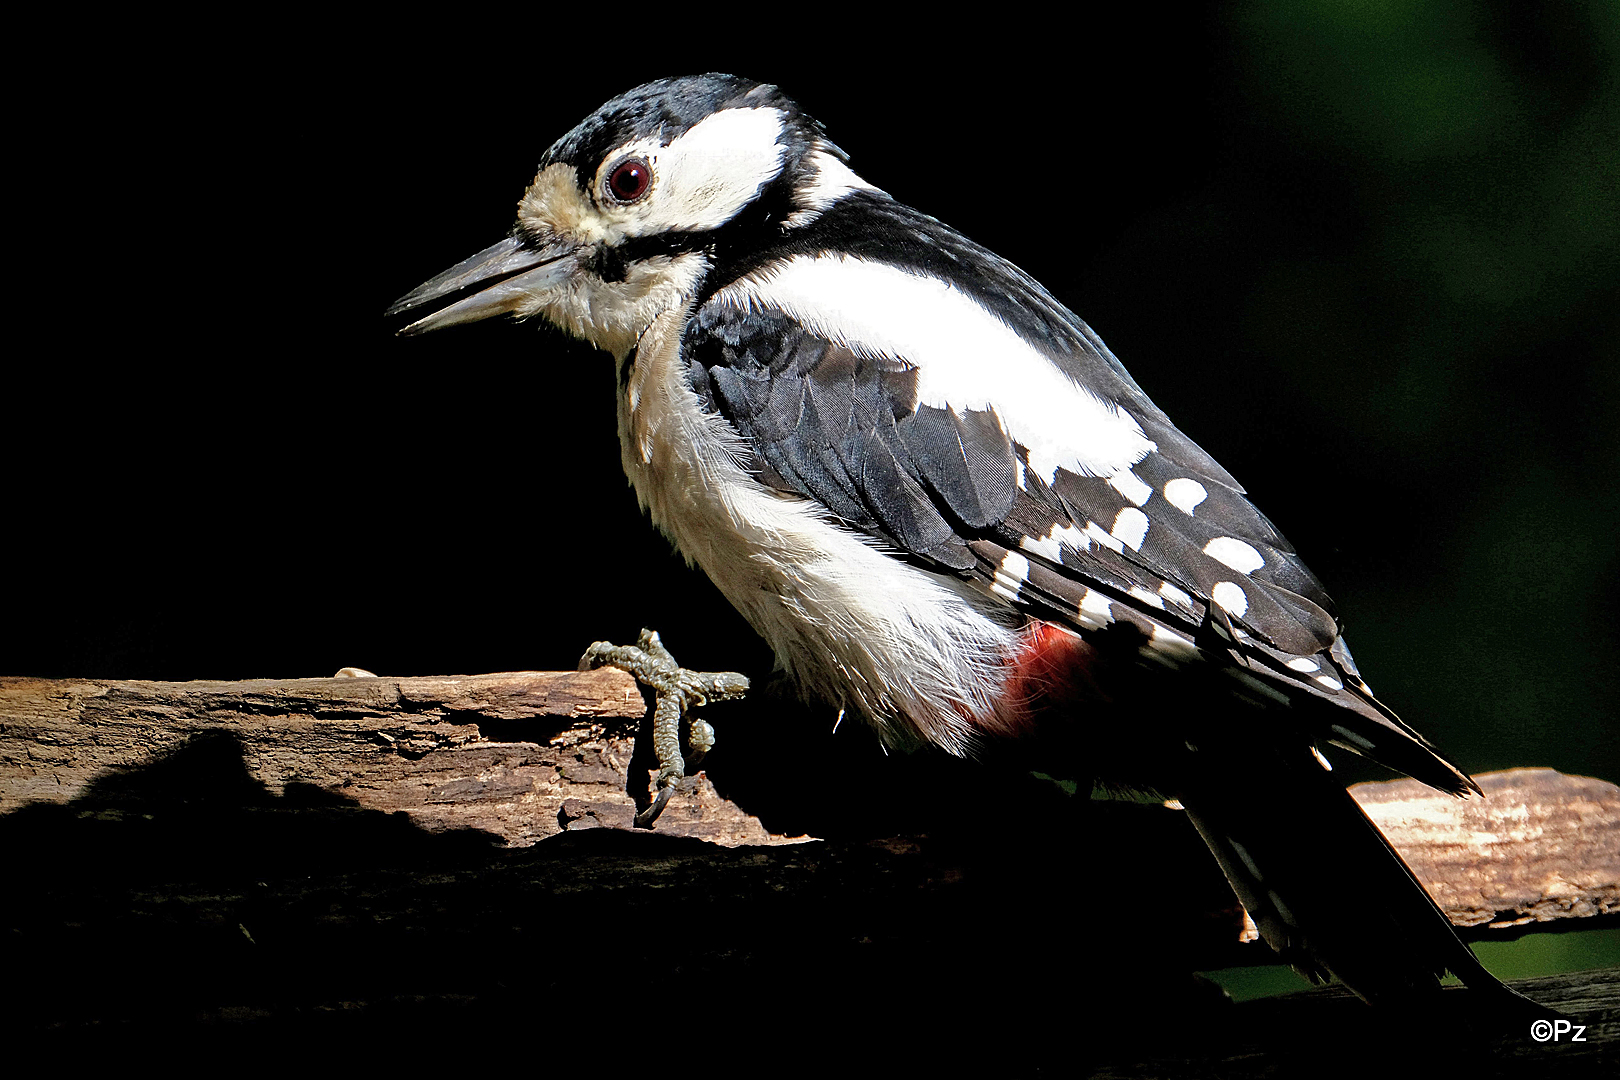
[684,209,1472,794]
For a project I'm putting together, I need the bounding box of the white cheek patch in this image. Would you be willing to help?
[606,108,789,236]
[719,255,1157,483]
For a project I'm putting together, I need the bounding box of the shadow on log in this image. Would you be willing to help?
[2,672,1615,1071]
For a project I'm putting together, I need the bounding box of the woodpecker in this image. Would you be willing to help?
[389,75,1547,1014]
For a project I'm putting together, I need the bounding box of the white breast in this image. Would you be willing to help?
[617,303,1022,755]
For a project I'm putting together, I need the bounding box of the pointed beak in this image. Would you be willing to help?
[386,234,581,335]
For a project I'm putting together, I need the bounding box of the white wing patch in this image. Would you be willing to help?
[717,254,1157,484]
[622,302,1019,758]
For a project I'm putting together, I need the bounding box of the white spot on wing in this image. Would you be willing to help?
[1084,521,1123,554]
[716,255,1157,483]
[1150,624,1199,658]
[1020,533,1061,562]
[1128,585,1165,609]
[1020,522,1087,563]
[1315,675,1343,692]
[992,550,1029,601]
[1164,478,1207,514]
[1111,507,1149,551]
[1053,522,1088,552]
[1211,581,1248,617]
[1078,588,1113,628]
[1158,581,1193,609]
[1286,657,1320,673]
[1108,469,1152,506]
[1204,536,1265,574]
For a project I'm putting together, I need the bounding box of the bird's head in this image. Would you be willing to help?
[387,74,876,357]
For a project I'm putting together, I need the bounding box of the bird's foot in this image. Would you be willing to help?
[579,629,749,827]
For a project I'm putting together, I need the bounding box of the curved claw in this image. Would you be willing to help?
[634,785,675,829]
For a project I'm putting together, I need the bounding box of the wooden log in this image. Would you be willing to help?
[2,671,1615,1063]
[0,670,782,847]
[1353,768,1620,933]
[2,672,1613,935]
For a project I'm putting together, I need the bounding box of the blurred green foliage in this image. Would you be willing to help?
[1184,3,1619,998]
[1219,1,1619,783]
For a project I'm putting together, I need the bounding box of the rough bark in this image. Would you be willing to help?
[0,669,780,847]
[3,672,1616,1069]
[3,673,1613,934]
[1354,768,1620,931]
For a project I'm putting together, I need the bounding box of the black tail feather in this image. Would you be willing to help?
[1177,740,1553,1019]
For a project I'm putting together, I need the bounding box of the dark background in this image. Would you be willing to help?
[10,6,1616,793]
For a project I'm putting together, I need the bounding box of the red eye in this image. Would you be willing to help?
[606,158,652,203]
